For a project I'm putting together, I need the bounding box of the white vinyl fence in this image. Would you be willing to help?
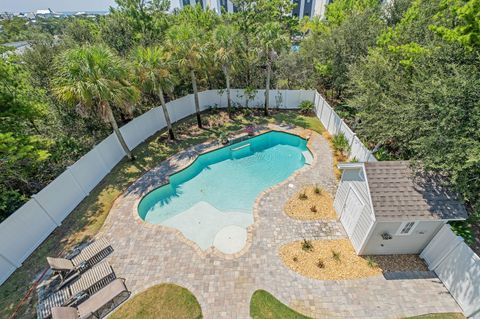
[421,224,480,318]
[313,91,376,162]
[0,89,372,285]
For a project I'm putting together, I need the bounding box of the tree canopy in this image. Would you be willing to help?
[1,0,478,244]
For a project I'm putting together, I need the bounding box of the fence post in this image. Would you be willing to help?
[349,133,356,149]
[425,225,465,271]
[349,133,357,158]
[326,109,333,133]
[94,147,109,172]
[337,119,343,135]
[0,253,18,269]
[32,195,61,226]
[68,167,89,197]
[431,236,463,271]
[320,97,325,122]
[367,151,372,162]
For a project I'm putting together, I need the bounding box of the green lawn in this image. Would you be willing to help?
[404,314,465,319]
[0,109,324,318]
[250,290,465,319]
[250,290,314,319]
[109,284,202,319]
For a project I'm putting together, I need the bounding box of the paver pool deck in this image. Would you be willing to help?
[100,124,461,319]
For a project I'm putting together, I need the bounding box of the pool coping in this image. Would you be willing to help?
[127,124,319,259]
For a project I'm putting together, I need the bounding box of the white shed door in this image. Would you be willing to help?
[341,187,364,237]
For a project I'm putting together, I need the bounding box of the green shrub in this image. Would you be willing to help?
[301,239,314,252]
[317,259,325,268]
[299,100,314,114]
[365,256,378,268]
[298,191,308,200]
[331,250,341,262]
[450,221,475,245]
[332,133,350,155]
[373,147,395,161]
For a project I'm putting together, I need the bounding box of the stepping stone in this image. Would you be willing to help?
[213,225,247,254]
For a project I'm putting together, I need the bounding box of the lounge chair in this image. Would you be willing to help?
[50,279,130,319]
[47,238,113,280]
[37,260,116,319]
[46,257,87,282]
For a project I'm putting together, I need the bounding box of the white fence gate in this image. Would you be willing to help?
[0,89,372,286]
[421,224,480,318]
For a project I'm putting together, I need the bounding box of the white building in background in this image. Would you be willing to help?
[168,0,236,14]
[290,0,330,19]
[168,0,331,18]
[35,8,57,17]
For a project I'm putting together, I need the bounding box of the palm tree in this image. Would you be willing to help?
[53,45,140,160]
[166,23,206,128]
[257,22,289,116]
[213,24,238,115]
[133,46,176,140]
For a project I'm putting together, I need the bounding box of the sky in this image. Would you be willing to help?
[0,0,117,12]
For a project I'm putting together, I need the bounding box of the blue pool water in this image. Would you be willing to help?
[138,131,309,252]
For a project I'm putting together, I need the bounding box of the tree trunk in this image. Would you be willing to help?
[203,62,214,89]
[190,69,202,128]
[106,103,134,161]
[223,65,232,117]
[264,60,271,116]
[159,85,175,140]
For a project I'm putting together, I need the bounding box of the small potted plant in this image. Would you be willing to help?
[245,125,255,136]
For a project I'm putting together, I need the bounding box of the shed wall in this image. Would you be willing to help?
[362,220,445,255]
[334,168,375,253]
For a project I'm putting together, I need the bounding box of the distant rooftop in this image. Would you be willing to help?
[36,8,55,15]
[364,161,468,221]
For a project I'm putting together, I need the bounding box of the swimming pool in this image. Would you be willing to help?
[138,131,310,254]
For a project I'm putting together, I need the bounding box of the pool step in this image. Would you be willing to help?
[302,151,313,165]
[231,143,251,151]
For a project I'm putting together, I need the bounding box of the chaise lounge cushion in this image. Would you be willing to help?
[47,257,75,271]
[51,307,78,319]
[77,278,128,317]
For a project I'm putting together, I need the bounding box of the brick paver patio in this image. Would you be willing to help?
[100,125,461,318]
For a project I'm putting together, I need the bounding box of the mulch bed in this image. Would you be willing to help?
[280,239,430,280]
[284,186,336,220]
[279,239,382,280]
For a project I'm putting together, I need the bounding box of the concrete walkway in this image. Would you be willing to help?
[100,125,461,318]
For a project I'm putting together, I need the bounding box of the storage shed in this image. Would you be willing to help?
[333,161,468,255]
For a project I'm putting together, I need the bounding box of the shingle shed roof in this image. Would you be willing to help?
[364,161,468,221]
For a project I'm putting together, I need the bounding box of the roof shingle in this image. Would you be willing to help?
[364,161,468,221]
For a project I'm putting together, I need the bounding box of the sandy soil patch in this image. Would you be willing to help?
[279,239,382,280]
[321,132,346,180]
[284,186,336,220]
